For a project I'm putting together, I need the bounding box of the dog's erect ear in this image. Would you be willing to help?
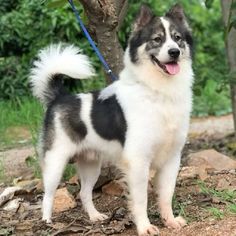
[166,4,190,29]
[166,4,185,22]
[133,5,153,31]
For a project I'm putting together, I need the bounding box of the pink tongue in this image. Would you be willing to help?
[165,63,180,75]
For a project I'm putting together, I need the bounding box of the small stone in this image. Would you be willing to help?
[216,178,230,191]
[0,147,34,182]
[113,207,127,220]
[94,166,119,189]
[3,198,21,212]
[36,180,44,192]
[102,180,124,196]
[16,179,41,192]
[216,178,236,191]
[178,166,199,181]
[0,186,22,207]
[212,196,221,204]
[187,149,236,171]
[53,188,77,213]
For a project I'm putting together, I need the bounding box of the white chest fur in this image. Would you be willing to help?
[112,79,192,166]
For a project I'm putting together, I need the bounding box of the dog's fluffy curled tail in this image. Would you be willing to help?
[30,44,95,105]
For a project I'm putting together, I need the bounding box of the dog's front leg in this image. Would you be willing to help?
[154,154,186,229]
[123,156,159,236]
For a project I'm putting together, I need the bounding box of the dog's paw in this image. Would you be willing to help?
[164,216,186,229]
[42,216,52,224]
[138,224,160,236]
[89,212,108,222]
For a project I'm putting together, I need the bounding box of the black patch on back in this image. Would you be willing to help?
[129,17,164,63]
[91,92,127,145]
[42,94,87,154]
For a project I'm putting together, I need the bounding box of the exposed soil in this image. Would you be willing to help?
[1,170,236,236]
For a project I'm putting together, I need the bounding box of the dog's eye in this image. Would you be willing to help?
[153,36,162,44]
[174,35,182,41]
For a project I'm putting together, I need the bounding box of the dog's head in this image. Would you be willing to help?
[127,4,193,80]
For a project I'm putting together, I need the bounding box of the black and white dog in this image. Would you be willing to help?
[31,4,193,236]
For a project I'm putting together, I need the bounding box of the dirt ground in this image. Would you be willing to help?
[1,117,236,235]
[1,170,236,236]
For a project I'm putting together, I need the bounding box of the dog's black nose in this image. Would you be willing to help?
[168,48,180,59]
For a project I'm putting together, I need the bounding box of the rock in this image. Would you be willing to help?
[178,166,208,181]
[187,149,236,171]
[178,166,198,180]
[0,147,34,183]
[102,180,124,196]
[94,166,120,189]
[212,196,221,204]
[216,178,236,191]
[15,179,41,192]
[3,198,21,212]
[178,166,199,181]
[36,179,44,192]
[216,178,230,190]
[53,188,77,213]
[0,186,22,206]
[113,207,127,220]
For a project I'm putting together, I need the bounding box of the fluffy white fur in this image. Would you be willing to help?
[32,15,193,236]
[30,44,95,104]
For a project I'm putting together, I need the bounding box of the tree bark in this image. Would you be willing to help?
[76,0,128,184]
[79,0,128,83]
[221,0,236,137]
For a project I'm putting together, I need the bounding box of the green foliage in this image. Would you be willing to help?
[0,0,102,100]
[193,80,231,116]
[0,0,232,116]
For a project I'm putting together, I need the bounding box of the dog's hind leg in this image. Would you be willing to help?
[77,152,108,222]
[42,147,73,223]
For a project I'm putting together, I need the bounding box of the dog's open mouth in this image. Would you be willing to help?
[151,55,180,75]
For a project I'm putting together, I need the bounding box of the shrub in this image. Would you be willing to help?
[0,0,231,115]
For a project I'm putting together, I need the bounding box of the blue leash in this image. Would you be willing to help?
[68,0,118,81]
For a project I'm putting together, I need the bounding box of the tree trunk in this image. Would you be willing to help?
[76,0,128,184]
[221,0,236,137]
[79,0,128,83]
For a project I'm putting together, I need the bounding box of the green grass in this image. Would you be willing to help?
[25,155,42,179]
[197,180,236,219]
[0,159,5,183]
[207,207,224,219]
[0,96,43,149]
[197,180,236,203]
